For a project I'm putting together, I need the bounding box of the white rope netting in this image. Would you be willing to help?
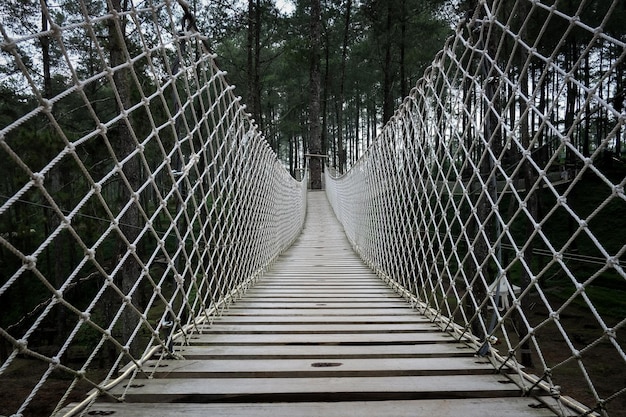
[327,1,625,416]
[0,1,306,415]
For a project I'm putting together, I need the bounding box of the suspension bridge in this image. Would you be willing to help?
[1,0,625,416]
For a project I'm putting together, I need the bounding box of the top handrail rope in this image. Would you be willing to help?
[326,0,625,416]
[0,1,306,415]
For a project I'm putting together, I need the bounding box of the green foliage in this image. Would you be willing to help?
[209,0,452,168]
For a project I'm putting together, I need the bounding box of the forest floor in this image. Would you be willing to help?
[0,357,107,416]
[498,288,626,417]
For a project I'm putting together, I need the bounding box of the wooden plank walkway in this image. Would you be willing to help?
[74,191,561,416]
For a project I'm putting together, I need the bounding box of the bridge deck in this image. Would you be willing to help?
[73,192,558,416]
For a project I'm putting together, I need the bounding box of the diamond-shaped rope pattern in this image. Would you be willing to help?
[327,1,625,416]
[0,1,306,415]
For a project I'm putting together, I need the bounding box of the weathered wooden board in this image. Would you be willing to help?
[108,375,526,402]
[230,301,407,315]
[174,343,474,359]
[261,282,385,286]
[239,293,400,298]
[254,275,383,278]
[205,315,432,324]
[193,323,439,333]
[229,294,398,301]
[220,308,424,316]
[185,332,457,345]
[65,398,557,417]
[231,301,404,306]
[138,357,496,378]
[244,288,393,294]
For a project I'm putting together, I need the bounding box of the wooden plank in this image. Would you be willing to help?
[186,332,458,345]
[229,302,410,308]
[245,289,391,294]
[247,279,388,283]
[174,343,474,359]
[220,308,422,316]
[206,315,431,324]
[139,357,496,378]
[109,375,527,402]
[194,323,440,333]
[227,294,402,300]
[254,278,388,281]
[235,294,402,300]
[250,282,387,286]
[258,273,382,277]
[248,288,391,293]
[272,272,377,275]
[66,398,557,417]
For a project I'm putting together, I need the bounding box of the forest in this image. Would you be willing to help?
[1,0,626,414]
[0,0,455,350]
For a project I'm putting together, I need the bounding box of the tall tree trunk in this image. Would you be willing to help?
[246,0,261,124]
[247,0,254,114]
[382,1,394,123]
[519,85,536,367]
[614,56,624,159]
[334,100,343,171]
[583,54,591,157]
[40,0,67,348]
[366,98,371,149]
[109,0,141,357]
[399,0,407,98]
[462,75,473,178]
[355,92,360,159]
[289,134,294,177]
[467,24,497,345]
[517,1,534,367]
[565,37,579,252]
[564,37,578,165]
[337,0,352,174]
[254,0,262,130]
[538,65,546,148]
[308,0,322,189]
[322,29,330,160]
[41,0,52,99]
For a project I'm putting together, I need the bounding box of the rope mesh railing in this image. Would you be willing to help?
[326,0,625,416]
[0,1,306,415]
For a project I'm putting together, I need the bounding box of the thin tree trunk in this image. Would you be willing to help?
[40,0,69,349]
[366,98,371,149]
[109,0,141,357]
[382,1,394,123]
[565,37,578,165]
[246,0,261,124]
[565,38,579,253]
[517,1,534,367]
[289,134,294,176]
[399,0,407,98]
[337,0,352,174]
[322,28,330,160]
[247,0,254,113]
[583,54,590,157]
[254,0,262,129]
[308,0,322,189]
[614,55,624,158]
[355,92,360,159]
[41,0,52,99]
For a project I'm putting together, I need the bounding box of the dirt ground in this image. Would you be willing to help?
[495,291,626,417]
[0,358,107,417]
